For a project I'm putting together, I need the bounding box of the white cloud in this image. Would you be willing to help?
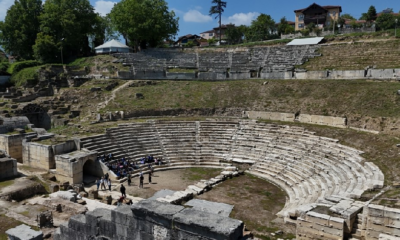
[225,12,260,26]
[0,0,14,21]
[183,10,212,23]
[170,8,183,15]
[94,0,117,16]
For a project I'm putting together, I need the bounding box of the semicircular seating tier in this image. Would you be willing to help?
[114,45,321,74]
[79,120,384,218]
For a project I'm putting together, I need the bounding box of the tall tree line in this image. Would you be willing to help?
[0,0,179,63]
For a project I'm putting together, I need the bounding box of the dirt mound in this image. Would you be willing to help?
[0,178,46,201]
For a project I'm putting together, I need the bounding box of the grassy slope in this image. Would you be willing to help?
[103,79,400,118]
[303,40,400,70]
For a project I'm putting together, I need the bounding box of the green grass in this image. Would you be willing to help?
[181,167,221,181]
[0,179,14,190]
[29,176,50,194]
[10,65,42,87]
[0,214,39,240]
[103,79,400,119]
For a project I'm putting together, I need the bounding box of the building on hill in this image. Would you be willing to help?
[95,40,130,54]
[174,34,204,47]
[200,30,215,40]
[200,24,235,42]
[294,3,342,31]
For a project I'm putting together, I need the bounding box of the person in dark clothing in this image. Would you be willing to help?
[127,173,132,186]
[120,184,126,197]
[148,172,152,184]
[139,175,144,188]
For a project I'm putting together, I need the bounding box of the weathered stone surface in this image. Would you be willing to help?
[185,199,234,217]
[6,224,43,240]
[173,208,244,240]
[0,157,18,180]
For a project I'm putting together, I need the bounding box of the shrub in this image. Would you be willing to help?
[0,62,10,73]
[10,65,41,87]
[7,60,40,74]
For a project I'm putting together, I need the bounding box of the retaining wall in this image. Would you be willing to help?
[363,204,400,240]
[246,111,347,128]
[118,69,400,81]
[22,140,77,170]
[297,211,345,240]
[54,200,244,240]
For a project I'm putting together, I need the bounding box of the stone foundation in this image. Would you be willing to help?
[55,150,101,184]
[54,200,244,240]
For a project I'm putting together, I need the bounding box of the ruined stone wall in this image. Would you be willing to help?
[0,158,18,180]
[246,111,347,128]
[297,211,345,240]
[246,111,295,122]
[0,134,28,162]
[22,141,55,169]
[54,200,244,240]
[0,116,30,134]
[55,150,97,184]
[22,140,77,170]
[298,114,347,128]
[363,204,400,240]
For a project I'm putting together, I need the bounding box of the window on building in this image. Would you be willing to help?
[326,21,331,26]
[298,23,304,28]
[330,11,336,17]
[209,33,213,36]
[299,14,304,20]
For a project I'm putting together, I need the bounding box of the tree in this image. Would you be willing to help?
[248,14,276,41]
[277,17,295,35]
[209,0,227,44]
[0,0,43,59]
[224,25,243,44]
[91,14,120,49]
[376,13,395,30]
[33,0,97,63]
[341,13,355,20]
[360,5,377,22]
[110,0,179,50]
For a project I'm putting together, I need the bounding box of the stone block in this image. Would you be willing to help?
[6,224,43,240]
[173,208,244,240]
[131,200,184,229]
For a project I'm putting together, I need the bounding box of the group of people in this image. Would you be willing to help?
[95,173,112,191]
[98,153,163,180]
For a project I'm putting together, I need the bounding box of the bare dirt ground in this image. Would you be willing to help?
[124,168,222,199]
[122,168,294,239]
[197,173,295,240]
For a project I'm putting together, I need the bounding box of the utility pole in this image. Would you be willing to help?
[396,19,398,37]
[61,38,64,65]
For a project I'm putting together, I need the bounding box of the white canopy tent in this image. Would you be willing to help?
[287,37,324,46]
[95,39,130,54]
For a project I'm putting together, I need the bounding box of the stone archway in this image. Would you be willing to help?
[82,159,104,184]
[20,104,51,129]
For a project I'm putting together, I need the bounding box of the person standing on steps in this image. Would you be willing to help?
[108,178,112,191]
[120,184,126,197]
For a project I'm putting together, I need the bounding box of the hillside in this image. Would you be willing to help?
[302,40,400,71]
[48,78,400,134]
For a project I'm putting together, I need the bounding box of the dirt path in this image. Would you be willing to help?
[96,81,131,112]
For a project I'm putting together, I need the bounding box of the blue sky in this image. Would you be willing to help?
[0,0,399,40]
